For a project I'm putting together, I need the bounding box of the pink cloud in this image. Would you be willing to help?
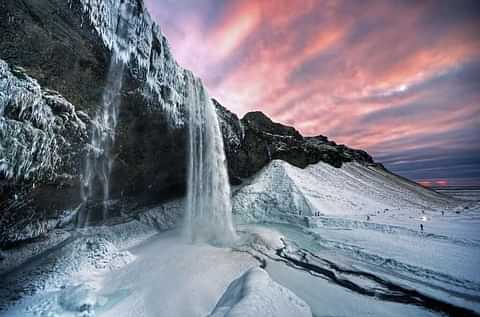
[145,0,480,184]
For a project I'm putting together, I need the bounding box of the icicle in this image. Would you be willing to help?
[76,0,187,127]
[0,60,61,183]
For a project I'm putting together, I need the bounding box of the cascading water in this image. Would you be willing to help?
[78,57,124,227]
[77,2,131,227]
[185,75,237,245]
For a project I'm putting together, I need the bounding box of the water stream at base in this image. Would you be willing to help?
[184,76,237,245]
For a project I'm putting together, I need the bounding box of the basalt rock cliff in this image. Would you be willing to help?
[0,0,378,247]
[215,100,376,183]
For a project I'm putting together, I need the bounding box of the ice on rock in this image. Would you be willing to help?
[208,267,312,317]
[0,59,88,183]
[75,0,213,127]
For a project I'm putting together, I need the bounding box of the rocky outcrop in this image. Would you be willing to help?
[215,101,378,181]
[0,0,195,205]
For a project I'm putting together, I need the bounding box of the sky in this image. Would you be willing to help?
[145,0,480,186]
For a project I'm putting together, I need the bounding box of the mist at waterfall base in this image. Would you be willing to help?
[184,76,237,245]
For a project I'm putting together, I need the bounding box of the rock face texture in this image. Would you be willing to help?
[215,101,377,182]
[0,0,379,247]
[0,0,191,247]
[0,60,89,246]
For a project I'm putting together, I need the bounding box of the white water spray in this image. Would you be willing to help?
[185,75,237,245]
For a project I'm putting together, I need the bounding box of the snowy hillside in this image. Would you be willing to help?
[233,160,458,223]
[232,160,480,316]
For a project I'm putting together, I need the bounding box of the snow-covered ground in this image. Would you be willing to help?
[1,161,479,317]
[232,161,480,316]
[0,224,310,317]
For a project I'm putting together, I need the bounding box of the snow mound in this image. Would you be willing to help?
[236,225,285,252]
[208,267,312,317]
[134,198,184,231]
[0,229,72,276]
[233,160,313,224]
[75,0,217,127]
[233,160,456,222]
[0,220,157,314]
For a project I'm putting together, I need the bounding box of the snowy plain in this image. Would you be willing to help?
[1,161,479,317]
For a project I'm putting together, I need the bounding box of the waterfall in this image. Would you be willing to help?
[185,76,237,245]
[77,2,131,227]
[78,57,124,227]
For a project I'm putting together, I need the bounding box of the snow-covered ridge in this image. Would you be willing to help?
[74,0,210,127]
[233,160,456,223]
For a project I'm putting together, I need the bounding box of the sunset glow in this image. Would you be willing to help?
[146,0,480,185]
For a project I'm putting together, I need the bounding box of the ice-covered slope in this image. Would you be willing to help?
[208,267,312,317]
[233,160,456,223]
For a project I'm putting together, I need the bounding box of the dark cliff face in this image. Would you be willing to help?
[0,0,190,246]
[215,101,377,182]
[0,0,378,248]
[0,0,190,205]
[0,0,109,112]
